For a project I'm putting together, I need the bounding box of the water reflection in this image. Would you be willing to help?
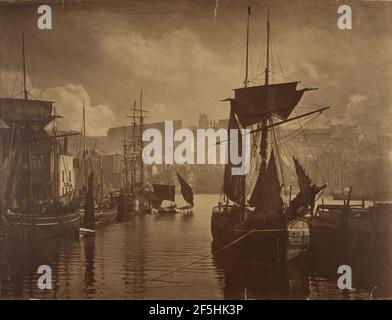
[82,237,96,295]
[0,195,390,299]
[211,243,310,300]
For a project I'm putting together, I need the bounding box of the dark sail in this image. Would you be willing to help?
[152,184,175,202]
[249,150,283,218]
[232,82,310,127]
[223,107,245,204]
[287,157,327,219]
[293,157,312,193]
[83,172,95,229]
[176,172,194,207]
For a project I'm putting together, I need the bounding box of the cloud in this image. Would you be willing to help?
[37,84,116,136]
[97,26,235,126]
[0,70,116,136]
[1,0,392,131]
[101,27,226,86]
[0,70,33,98]
[312,113,343,129]
[345,94,392,127]
[146,102,181,123]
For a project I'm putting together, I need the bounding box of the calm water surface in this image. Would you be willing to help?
[0,195,390,299]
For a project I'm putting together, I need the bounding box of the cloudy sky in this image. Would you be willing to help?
[0,0,391,135]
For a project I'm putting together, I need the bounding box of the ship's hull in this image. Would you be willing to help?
[95,207,118,226]
[308,204,392,264]
[3,210,81,241]
[211,206,309,263]
[152,204,179,215]
[117,193,152,221]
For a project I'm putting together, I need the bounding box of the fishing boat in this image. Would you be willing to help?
[117,93,153,219]
[78,104,118,232]
[94,156,118,225]
[310,187,392,265]
[151,171,194,214]
[211,7,328,263]
[176,171,194,213]
[0,35,81,241]
[331,190,391,202]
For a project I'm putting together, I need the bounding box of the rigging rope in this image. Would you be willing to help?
[147,228,257,282]
[271,124,288,201]
[294,110,326,185]
[147,206,286,283]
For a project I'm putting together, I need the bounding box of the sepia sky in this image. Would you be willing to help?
[0,0,391,135]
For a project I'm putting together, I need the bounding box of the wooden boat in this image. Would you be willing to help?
[116,94,158,219]
[309,200,392,264]
[211,7,327,263]
[4,210,80,241]
[95,207,117,225]
[331,190,391,202]
[151,171,194,215]
[79,206,118,228]
[93,161,118,225]
[211,205,309,263]
[117,187,153,220]
[77,105,118,230]
[0,35,81,241]
[79,172,118,232]
[154,204,179,215]
[78,227,96,237]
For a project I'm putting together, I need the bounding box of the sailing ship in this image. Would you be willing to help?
[0,35,81,241]
[117,92,154,219]
[95,155,118,225]
[211,7,328,263]
[78,102,117,233]
[151,171,194,214]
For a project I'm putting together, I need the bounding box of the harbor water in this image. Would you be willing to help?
[0,195,389,299]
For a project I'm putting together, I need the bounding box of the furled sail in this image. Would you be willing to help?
[176,172,194,207]
[0,136,23,212]
[152,184,175,202]
[0,98,54,128]
[249,150,283,219]
[223,107,245,204]
[232,82,310,127]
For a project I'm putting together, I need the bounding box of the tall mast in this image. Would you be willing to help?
[139,90,144,187]
[244,6,251,87]
[23,33,33,211]
[83,100,88,199]
[260,6,270,177]
[123,127,129,194]
[100,154,103,204]
[53,106,58,202]
[265,7,270,86]
[242,7,251,210]
[132,100,137,191]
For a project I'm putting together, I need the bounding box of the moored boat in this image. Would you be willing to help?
[151,171,194,215]
[211,7,327,263]
[4,210,80,241]
[309,199,392,265]
[0,35,81,241]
